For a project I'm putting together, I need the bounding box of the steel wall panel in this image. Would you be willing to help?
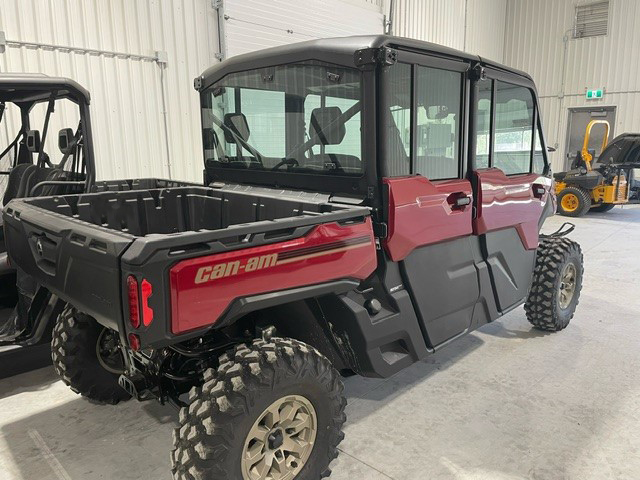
[390,0,507,61]
[1,0,217,182]
[393,0,466,51]
[504,0,640,173]
[223,0,384,58]
[465,0,508,61]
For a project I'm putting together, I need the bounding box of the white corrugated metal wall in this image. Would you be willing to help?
[13,0,634,181]
[222,0,384,58]
[390,0,508,62]
[0,0,217,182]
[504,0,640,172]
[0,0,385,183]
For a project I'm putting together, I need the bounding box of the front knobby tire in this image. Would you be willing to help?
[171,337,347,480]
[525,237,583,331]
[556,186,592,217]
[51,305,130,404]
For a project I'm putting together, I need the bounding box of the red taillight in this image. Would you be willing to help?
[127,275,140,329]
[128,333,141,351]
[141,279,154,327]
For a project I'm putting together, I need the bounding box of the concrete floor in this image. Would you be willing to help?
[1,207,640,480]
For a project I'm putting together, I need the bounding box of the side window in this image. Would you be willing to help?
[386,63,412,176]
[533,125,545,174]
[493,81,534,175]
[415,66,462,180]
[475,81,493,169]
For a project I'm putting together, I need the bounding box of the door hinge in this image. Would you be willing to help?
[471,63,486,81]
[373,222,388,239]
[354,47,397,68]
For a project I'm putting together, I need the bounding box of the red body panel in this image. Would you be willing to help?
[473,168,552,250]
[169,219,377,334]
[383,176,473,261]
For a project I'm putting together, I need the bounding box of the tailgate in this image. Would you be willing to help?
[3,200,134,330]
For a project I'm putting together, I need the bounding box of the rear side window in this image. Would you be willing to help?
[475,81,493,169]
[414,66,462,180]
[533,125,545,174]
[383,62,463,179]
[385,63,412,176]
[493,81,534,175]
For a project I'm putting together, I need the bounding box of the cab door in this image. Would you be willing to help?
[471,68,553,312]
[382,56,479,348]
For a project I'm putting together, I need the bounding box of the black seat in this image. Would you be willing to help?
[2,164,36,206]
[20,166,69,198]
[307,106,361,173]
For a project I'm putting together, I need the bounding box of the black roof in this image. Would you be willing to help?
[198,34,532,90]
[0,73,90,104]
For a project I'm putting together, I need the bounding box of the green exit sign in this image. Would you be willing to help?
[586,88,604,99]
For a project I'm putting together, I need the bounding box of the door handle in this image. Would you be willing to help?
[447,192,472,210]
[455,196,472,207]
[532,183,547,199]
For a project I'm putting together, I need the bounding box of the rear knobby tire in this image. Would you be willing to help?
[556,186,591,217]
[590,202,616,213]
[171,337,346,480]
[51,305,130,404]
[525,237,583,331]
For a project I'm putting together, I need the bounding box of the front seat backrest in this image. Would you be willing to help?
[309,106,345,146]
[223,113,250,143]
[2,164,36,206]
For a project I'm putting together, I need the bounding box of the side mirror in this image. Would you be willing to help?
[223,113,250,144]
[26,130,41,153]
[547,146,557,153]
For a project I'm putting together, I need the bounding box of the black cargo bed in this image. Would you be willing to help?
[3,184,369,331]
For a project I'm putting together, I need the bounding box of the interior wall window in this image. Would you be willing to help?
[493,81,534,175]
[385,63,412,176]
[414,66,462,180]
[241,89,286,158]
[476,81,493,169]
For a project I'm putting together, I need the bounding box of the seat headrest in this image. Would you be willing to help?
[223,113,250,144]
[26,130,41,153]
[309,106,345,145]
[58,128,76,155]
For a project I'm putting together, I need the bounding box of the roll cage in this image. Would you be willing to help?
[0,74,96,197]
[195,35,550,209]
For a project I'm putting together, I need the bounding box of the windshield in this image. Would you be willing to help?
[201,61,363,176]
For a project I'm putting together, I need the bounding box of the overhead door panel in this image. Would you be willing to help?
[223,0,384,57]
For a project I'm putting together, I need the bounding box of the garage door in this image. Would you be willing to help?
[221,0,385,58]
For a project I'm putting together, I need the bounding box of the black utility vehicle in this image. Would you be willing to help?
[4,36,583,479]
[0,75,96,374]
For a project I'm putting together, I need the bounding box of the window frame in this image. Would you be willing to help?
[475,74,547,176]
[382,52,469,180]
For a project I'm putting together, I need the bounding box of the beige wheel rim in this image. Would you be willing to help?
[558,263,577,309]
[241,395,317,480]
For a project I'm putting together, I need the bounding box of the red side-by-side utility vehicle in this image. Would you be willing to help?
[3,36,583,480]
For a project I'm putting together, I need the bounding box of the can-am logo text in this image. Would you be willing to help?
[194,253,278,284]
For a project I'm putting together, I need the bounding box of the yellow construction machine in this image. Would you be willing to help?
[554,120,640,216]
